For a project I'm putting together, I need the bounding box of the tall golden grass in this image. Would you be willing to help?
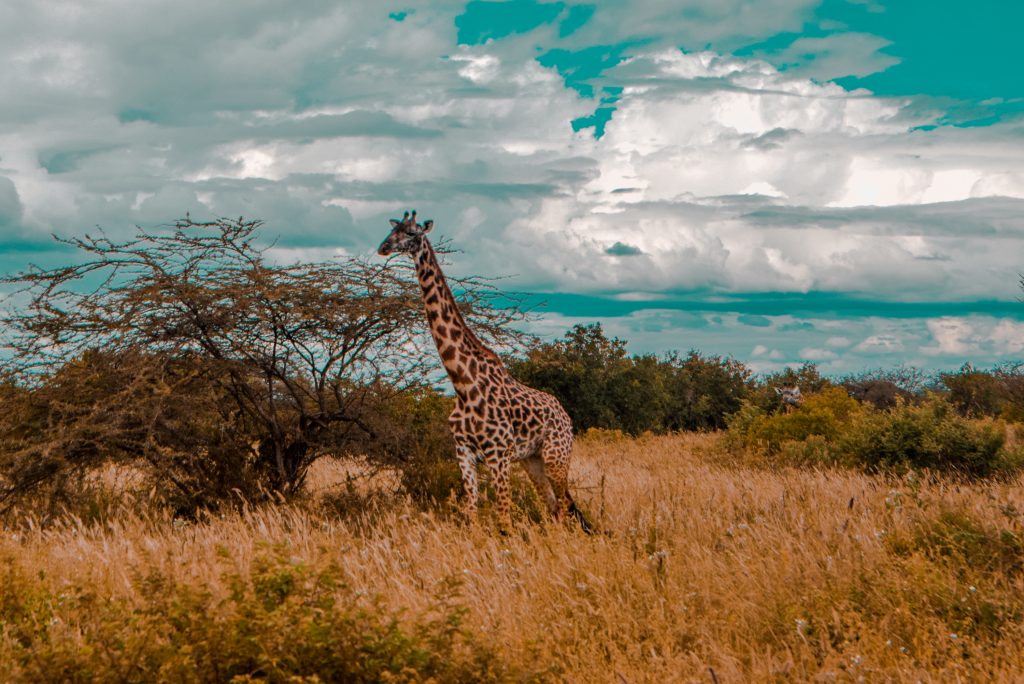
[3,432,1024,682]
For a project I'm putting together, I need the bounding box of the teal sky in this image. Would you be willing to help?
[0,0,1022,374]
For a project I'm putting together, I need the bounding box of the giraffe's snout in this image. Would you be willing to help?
[377,238,393,256]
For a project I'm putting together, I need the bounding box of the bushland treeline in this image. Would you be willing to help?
[0,218,1022,518]
[513,323,1024,476]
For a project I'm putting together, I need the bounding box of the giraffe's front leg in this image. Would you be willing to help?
[482,447,514,534]
[454,442,479,523]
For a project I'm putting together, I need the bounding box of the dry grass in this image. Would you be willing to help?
[3,432,1024,682]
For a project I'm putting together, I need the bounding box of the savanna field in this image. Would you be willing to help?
[3,430,1024,683]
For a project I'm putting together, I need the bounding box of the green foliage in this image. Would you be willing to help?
[727,389,1024,477]
[840,396,1014,476]
[510,324,751,435]
[662,351,750,431]
[885,509,1024,640]
[373,388,463,505]
[942,362,1024,422]
[896,510,1024,577]
[736,387,863,454]
[748,362,832,413]
[0,547,540,683]
[509,323,629,432]
[612,354,668,436]
[943,363,1008,417]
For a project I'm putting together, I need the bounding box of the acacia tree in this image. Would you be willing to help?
[0,217,524,509]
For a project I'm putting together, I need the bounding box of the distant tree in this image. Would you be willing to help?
[841,366,926,410]
[510,327,751,434]
[0,217,522,510]
[751,362,832,413]
[942,363,1008,418]
[662,351,750,431]
[992,362,1024,422]
[612,354,668,435]
[509,323,629,432]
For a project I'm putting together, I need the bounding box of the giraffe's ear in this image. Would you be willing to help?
[389,219,401,228]
[422,219,433,233]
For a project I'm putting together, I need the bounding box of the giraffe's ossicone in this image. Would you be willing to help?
[378,211,591,533]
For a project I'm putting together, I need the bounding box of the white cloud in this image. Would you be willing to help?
[988,319,1024,354]
[0,1,1021,373]
[923,317,977,356]
[855,335,905,353]
[918,316,1024,359]
[799,347,838,361]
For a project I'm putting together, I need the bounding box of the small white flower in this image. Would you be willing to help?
[969,585,977,593]
[949,633,958,640]
[575,582,588,592]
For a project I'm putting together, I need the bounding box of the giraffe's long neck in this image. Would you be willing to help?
[414,239,499,394]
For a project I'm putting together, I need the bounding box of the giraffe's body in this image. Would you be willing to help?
[378,211,586,531]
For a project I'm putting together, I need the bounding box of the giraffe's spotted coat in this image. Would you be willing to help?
[378,211,583,531]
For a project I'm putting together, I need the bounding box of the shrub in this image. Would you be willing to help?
[993,363,1024,423]
[375,389,461,504]
[737,387,863,454]
[0,546,538,683]
[748,362,832,413]
[840,396,1016,476]
[727,387,1024,478]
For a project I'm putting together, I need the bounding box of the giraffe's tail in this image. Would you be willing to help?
[566,493,595,535]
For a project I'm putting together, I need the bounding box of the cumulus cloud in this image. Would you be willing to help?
[799,347,838,361]
[919,316,1024,359]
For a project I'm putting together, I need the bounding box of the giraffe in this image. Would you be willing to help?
[378,211,590,533]
[776,385,803,413]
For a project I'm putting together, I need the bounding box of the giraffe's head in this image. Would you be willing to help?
[776,385,803,407]
[377,210,434,257]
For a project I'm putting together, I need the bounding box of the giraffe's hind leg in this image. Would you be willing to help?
[540,438,572,523]
[521,455,559,520]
